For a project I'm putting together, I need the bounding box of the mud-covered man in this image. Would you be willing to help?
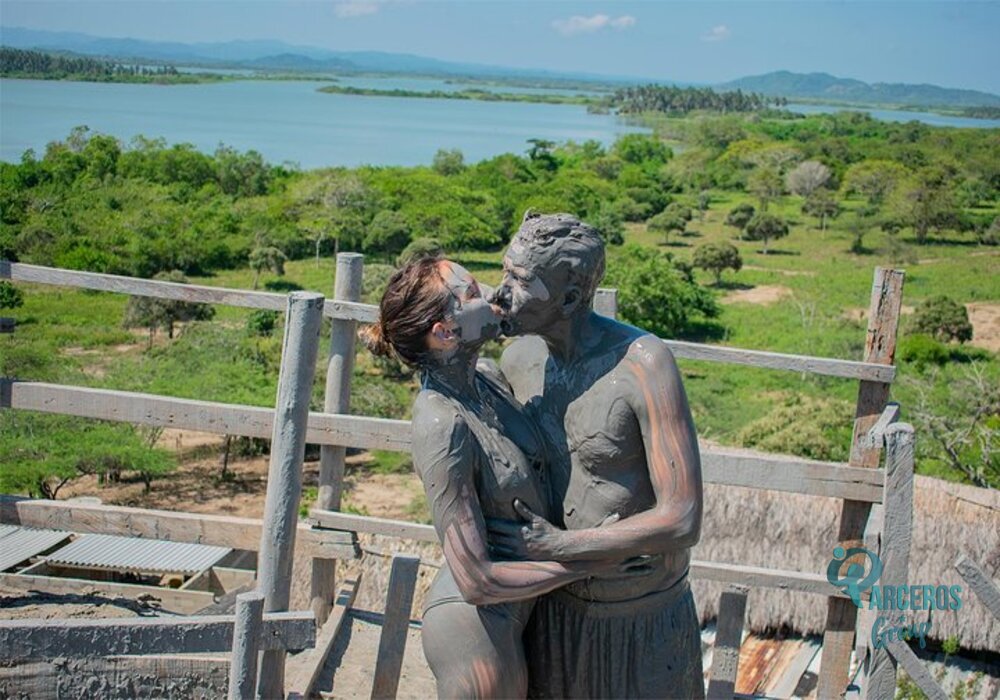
[488,212,705,699]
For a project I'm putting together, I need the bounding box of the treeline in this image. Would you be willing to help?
[318,85,590,105]
[0,46,210,83]
[612,85,785,114]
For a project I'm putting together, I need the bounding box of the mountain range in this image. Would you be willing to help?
[3,26,999,108]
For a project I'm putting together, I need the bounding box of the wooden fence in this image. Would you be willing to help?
[1,258,915,699]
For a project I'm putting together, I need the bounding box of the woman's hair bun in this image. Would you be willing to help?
[359,320,394,358]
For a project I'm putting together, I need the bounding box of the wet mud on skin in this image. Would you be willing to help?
[492,213,705,698]
[405,259,623,698]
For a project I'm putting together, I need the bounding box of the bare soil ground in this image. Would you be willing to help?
[721,284,793,306]
[967,302,1000,352]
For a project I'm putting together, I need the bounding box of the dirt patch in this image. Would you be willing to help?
[156,429,225,454]
[722,285,793,306]
[343,473,424,521]
[0,585,164,621]
[742,265,815,277]
[967,302,1000,353]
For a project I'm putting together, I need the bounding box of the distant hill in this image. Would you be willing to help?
[720,71,1000,108]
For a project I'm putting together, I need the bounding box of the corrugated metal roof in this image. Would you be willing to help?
[0,525,73,572]
[45,534,231,575]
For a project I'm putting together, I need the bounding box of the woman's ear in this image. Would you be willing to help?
[428,320,456,350]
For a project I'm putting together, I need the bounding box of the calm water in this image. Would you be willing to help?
[786,102,1000,129]
[0,78,639,168]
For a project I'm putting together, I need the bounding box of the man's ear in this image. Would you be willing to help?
[561,285,583,317]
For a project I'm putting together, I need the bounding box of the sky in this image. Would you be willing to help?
[3,1,999,94]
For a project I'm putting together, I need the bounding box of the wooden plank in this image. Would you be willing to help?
[955,554,1000,621]
[0,496,359,560]
[313,253,364,626]
[0,656,230,699]
[860,403,901,450]
[2,380,412,452]
[311,511,438,543]
[0,571,215,615]
[707,586,748,700]
[286,577,362,699]
[256,292,325,700]
[371,556,420,700]
[664,339,895,383]
[228,591,265,700]
[593,288,618,318]
[0,610,315,661]
[4,262,895,381]
[700,447,884,503]
[819,267,905,700]
[691,561,855,600]
[770,639,821,699]
[885,639,947,700]
[863,424,916,700]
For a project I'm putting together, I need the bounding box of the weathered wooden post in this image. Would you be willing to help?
[311,252,364,625]
[819,267,904,698]
[707,585,749,700]
[593,288,618,319]
[371,555,420,700]
[228,591,265,700]
[256,291,325,700]
[863,423,915,699]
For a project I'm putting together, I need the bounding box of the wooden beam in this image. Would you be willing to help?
[4,261,895,381]
[313,253,364,626]
[707,586,748,700]
[664,340,895,383]
[955,554,1000,621]
[256,292,325,700]
[371,556,420,700]
[0,496,359,560]
[885,639,947,700]
[593,288,618,319]
[860,403,901,450]
[819,267,904,699]
[311,511,437,543]
[0,572,215,615]
[227,591,265,700]
[0,610,315,661]
[286,577,362,699]
[2,380,412,452]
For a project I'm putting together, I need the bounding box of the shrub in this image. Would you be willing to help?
[396,237,444,266]
[909,296,973,343]
[604,244,718,338]
[0,281,25,310]
[724,202,755,233]
[693,242,742,285]
[898,334,950,369]
[262,278,303,293]
[246,309,279,337]
[744,213,790,253]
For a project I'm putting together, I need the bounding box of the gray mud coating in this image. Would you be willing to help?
[373,258,619,698]
[495,212,705,698]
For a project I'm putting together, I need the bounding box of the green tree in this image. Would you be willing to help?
[724,203,755,235]
[801,189,841,230]
[249,245,288,290]
[744,213,790,254]
[891,168,958,244]
[612,133,672,165]
[693,242,742,285]
[122,271,216,346]
[647,210,687,245]
[747,166,783,211]
[841,159,908,207]
[909,296,973,343]
[432,148,465,176]
[590,206,625,246]
[397,237,444,266]
[785,160,831,198]
[0,281,24,310]
[364,210,411,259]
[603,244,718,338]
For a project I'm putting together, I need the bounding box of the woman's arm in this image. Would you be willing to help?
[413,391,605,605]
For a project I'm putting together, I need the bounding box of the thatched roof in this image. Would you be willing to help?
[692,475,1000,652]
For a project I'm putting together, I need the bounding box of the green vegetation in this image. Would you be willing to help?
[2,107,998,495]
[318,84,595,106]
[0,47,223,84]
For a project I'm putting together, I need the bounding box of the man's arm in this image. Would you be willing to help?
[413,392,613,605]
[491,337,703,561]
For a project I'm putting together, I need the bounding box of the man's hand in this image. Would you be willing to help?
[487,500,621,562]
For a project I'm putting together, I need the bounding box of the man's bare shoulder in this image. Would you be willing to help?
[499,336,549,404]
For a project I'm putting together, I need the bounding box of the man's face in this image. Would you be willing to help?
[494,237,565,336]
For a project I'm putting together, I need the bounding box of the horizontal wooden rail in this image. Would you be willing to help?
[0,610,315,662]
[4,381,884,503]
[0,496,359,560]
[2,380,412,452]
[309,511,856,600]
[4,261,894,382]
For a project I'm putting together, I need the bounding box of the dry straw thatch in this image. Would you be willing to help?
[692,475,1000,652]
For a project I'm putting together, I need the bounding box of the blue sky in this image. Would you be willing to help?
[3,1,999,93]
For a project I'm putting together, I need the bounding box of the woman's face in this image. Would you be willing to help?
[434,260,502,349]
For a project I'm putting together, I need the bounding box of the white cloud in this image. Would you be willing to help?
[552,14,636,37]
[335,2,380,18]
[702,25,732,42]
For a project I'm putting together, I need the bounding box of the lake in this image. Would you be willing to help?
[0,78,640,169]
[786,102,1000,130]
